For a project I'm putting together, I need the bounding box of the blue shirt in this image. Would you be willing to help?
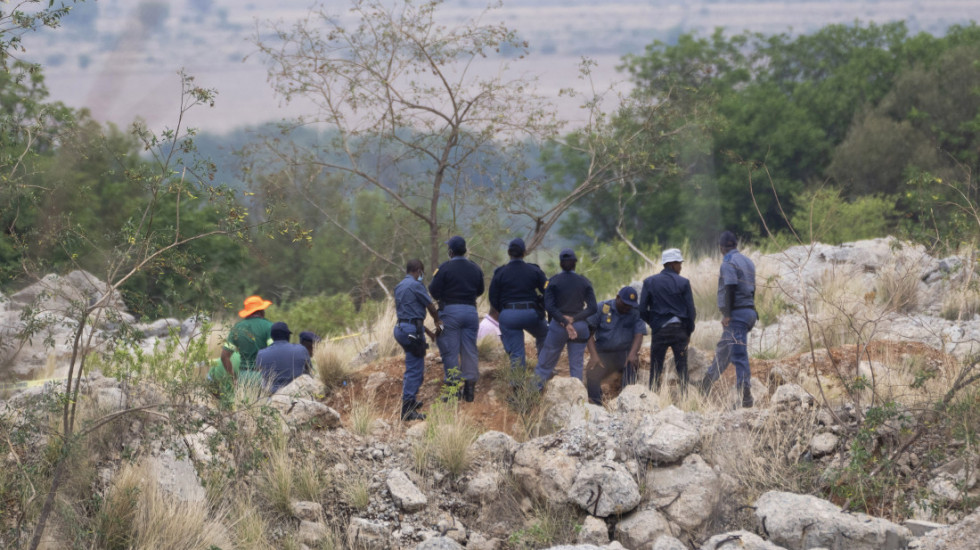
[256,340,311,393]
[640,268,696,335]
[545,270,598,325]
[488,259,547,311]
[717,249,756,311]
[429,256,485,308]
[587,299,647,352]
[394,274,433,320]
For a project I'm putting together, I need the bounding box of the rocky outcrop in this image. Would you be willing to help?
[568,461,641,517]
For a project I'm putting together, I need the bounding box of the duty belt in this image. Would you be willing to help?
[503,302,536,310]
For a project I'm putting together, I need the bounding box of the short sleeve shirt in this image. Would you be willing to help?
[224,317,273,369]
[588,299,647,352]
[394,274,433,320]
[717,249,756,310]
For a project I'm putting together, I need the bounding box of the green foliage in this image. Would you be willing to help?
[573,240,655,300]
[267,293,383,339]
[789,187,898,244]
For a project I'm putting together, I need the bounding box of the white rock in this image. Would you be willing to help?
[909,507,980,550]
[755,491,910,550]
[809,432,839,458]
[465,470,501,502]
[631,406,700,464]
[418,537,464,550]
[614,508,673,550]
[700,530,787,550]
[576,516,609,545]
[568,461,641,517]
[298,520,330,545]
[645,454,721,532]
[612,385,660,416]
[146,447,206,503]
[652,535,688,550]
[348,518,390,550]
[290,500,323,522]
[471,430,517,464]
[267,395,341,428]
[512,436,579,504]
[771,384,814,410]
[275,374,326,399]
[387,469,427,512]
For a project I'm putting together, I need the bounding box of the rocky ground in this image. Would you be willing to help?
[1,238,979,549]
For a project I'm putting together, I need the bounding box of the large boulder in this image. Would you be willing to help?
[700,531,787,550]
[512,435,579,503]
[146,446,206,503]
[614,508,673,550]
[611,385,660,416]
[274,374,327,399]
[540,377,592,432]
[645,454,721,531]
[755,491,910,550]
[631,406,700,464]
[568,461,641,518]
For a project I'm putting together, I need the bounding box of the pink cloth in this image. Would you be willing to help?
[477,315,500,341]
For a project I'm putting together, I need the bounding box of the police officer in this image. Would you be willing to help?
[429,236,485,402]
[534,248,598,385]
[256,321,311,393]
[585,286,646,405]
[488,238,548,369]
[394,259,443,420]
[699,231,758,408]
[640,248,696,393]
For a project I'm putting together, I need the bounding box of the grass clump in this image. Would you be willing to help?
[314,344,354,394]
[412,401,479,478]
[507,501,580,549]
[876,265,920,314]
[255,441,296,518]
[348,397,379,436]
[341,471,371,511]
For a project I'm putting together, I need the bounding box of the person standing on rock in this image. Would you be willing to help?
[220,295,274,385]
[534,248,598,386]
[256,321,311,393]
[394,259,443,420]
[488,237,549,370]
[429,236,484,402]
[640,248,696,393]
[699,231,757,407]
[584,286,646,405]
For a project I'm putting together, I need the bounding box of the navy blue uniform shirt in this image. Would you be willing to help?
[429,256,485,308]
[544,270,598,326]
[640,268,697,335]
[587,299,647,352]
[256,340,311,393]
[394,274,433,320]
[488,259,547,311]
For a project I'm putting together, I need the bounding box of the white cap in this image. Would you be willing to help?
[661,248,683,264]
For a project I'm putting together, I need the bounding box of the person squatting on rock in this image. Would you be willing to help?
[640,248,697,394]
[429,236,484,402]
[221,295,274,385]
[584,286,646,405]
[393,259,443,421]
[488,237,549,370]
[700,231,758,407]
[534,248,598,387]
[256,321,312,394]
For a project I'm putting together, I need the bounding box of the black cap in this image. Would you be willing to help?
[446,235,467,255]
[299,331,320,343]
[270,321,291,340]
[617,286,639,307]
[719,230,738,248]
[559,248,577,261]
[508,238,526,256]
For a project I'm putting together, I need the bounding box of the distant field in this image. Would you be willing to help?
[22,0,980,133]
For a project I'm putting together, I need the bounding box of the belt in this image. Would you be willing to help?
[503,302,536,310]
[441,301,476,307]
[397,318,422,324]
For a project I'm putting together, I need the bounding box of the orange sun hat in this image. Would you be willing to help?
[238,295,273,318]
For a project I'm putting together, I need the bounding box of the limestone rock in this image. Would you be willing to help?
[268,395,341,428]
[512,436,579,503]
[615,508,673,550]
[348,518,390,550]
[576,516,609,545]
[631,406,699,464]
[298,520,330,545]
[353,342,380,367]
[387,469,427,512]
[568,461,641,517]
[700,531,787,550]
[645,454,721,531]
[146,447,206,503]
[755,491,910,550]
[275,374,326,399]
[809,432,839,458]
[290,500,323,522]
[909,507,980,550]
[94,387,126,412]
[612,385,660,416]
[771,384,814,410]
[471,430,517,464]
[418,537,464,550]
[465,469,502,502]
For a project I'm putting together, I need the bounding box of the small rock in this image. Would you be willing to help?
[576,516,609,545]
[615,508,673,549]
[298,520,330,545]
[290,500,323,522]
[387,469,427,512]
[809,432,839,458]
[418,537,463,550]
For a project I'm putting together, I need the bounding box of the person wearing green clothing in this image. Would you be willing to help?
[221,295,274,381]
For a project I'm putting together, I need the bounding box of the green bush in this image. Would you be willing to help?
[790,188,897,244]
[267,293,384,338]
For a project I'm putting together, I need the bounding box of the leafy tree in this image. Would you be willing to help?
[0,0,83,71]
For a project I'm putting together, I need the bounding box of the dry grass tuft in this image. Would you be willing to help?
[229,497,270,550]
[348,396,379,436]
[98,462,230,550]
[341,470,371,511]
[255,441,296,518]
[413,401,479,478]
[315,344,355,394]
[876,265,920,314]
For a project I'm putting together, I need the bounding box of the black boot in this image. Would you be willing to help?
[740,385,754,408]
[401,399,426,421]
[462,381,475,403]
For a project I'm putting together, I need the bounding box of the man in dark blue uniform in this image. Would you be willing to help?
[256,321,311,394]
[394,259,443,420]
[640,248,696,393]
[533,248,598,386]
[585,286,646,405]
[700,231,758,408]
[488,238,548,369]
[429,236,485,402]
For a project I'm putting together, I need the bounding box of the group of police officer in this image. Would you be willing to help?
[392,231,757,421]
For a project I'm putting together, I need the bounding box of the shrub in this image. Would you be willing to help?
[790,187,897,244]
[268,292,384,339]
